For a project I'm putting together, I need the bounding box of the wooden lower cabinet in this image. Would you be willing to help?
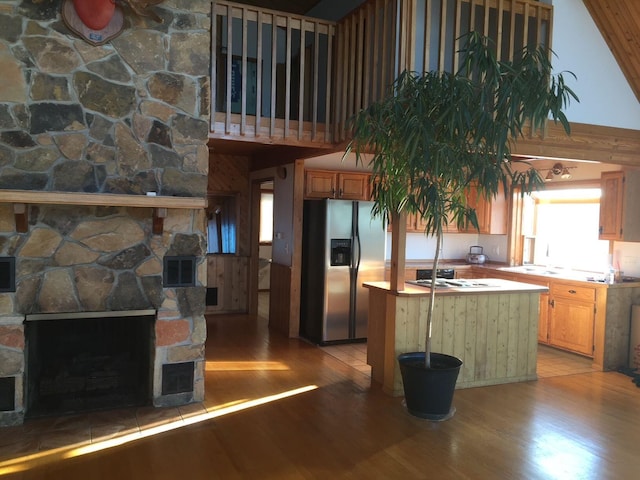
[548,283,596,357]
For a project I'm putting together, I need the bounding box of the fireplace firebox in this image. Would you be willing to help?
[24,310,154,418]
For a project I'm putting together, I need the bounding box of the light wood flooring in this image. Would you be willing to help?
[1,313,640,479]
[320,343,597,379]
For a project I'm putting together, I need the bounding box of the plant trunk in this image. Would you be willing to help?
[424,226,443,369]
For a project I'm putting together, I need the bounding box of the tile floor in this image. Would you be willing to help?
[536,344,599,378]
[0,402,209,463]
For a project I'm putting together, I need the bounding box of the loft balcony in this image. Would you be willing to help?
[209,0,553,153]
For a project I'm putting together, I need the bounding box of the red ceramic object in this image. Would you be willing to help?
[72,0,116,30]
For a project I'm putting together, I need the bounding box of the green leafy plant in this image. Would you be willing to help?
[346,32,578,368]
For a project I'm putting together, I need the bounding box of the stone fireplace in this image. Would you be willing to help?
[0,203,208,426]
[0,0,212,425]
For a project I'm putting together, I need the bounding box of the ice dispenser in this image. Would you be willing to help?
[330,239,352,266]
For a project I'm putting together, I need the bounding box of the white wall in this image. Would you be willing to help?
[387,232,501,261]
[553,0,640,130]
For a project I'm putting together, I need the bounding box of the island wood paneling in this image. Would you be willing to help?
[367,286,540,396]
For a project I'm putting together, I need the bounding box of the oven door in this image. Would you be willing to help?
[416,268,455,280]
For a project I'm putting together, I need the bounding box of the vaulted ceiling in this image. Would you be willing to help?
[238,0,640,104]
[232,0,324,16]
[583,0,640,104]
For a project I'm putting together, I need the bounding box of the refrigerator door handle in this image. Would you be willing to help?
[350,201,362,272]
[348,201,360,339]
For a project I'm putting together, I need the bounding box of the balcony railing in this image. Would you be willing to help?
[211,1,336,145]
[211,0,553,147]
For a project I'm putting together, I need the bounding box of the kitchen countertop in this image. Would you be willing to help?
[364,279,548,296]
[387,259,640,288]
[480,265,640,288]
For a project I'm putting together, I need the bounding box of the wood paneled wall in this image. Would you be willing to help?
[207,255,249,312]
[269,262,293,336]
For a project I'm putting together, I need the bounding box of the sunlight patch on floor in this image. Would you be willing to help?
[0,385,318,476]
[205,360,290,371]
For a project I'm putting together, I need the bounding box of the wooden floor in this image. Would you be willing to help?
[2,313,640,479]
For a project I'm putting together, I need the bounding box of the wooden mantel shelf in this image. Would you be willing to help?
[0,190,206,234]
[0,190,207,209]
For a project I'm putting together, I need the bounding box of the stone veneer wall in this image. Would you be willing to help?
[0,0,211,426]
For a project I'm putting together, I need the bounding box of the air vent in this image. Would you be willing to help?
[0,377,15,411]
[163,256,196,287]
[0,257,16,293]
[162,362,194,395]
[206,287,218,306]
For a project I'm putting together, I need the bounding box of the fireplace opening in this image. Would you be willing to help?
[24,311,154,419]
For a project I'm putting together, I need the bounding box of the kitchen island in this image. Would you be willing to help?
[364,279,547,396]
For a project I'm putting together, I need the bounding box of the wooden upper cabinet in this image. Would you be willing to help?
[305,170,370,200]
[458,183,507,235]
[599,170,640,241]
[338,172,370,200]
[305,170,337,199]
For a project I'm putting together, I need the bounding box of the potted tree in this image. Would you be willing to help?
[346,32,577,420]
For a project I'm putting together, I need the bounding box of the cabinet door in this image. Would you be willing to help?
[548,298,594,356]
[599,171,623,240]
[538,293,550,344]
[305,170,337,199]
[460,183,507,234]
[454,268,476,279]
[338,172,370,200]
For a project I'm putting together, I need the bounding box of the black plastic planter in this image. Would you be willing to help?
[398,352,462,420]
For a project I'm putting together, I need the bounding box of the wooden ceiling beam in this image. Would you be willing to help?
[512,121,640,167]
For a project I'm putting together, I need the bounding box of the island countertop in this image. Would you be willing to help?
[364,278,548,297]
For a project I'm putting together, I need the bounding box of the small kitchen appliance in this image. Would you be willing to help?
[466,246,487,264]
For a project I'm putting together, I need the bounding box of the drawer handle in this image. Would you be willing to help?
[568,289,577,294]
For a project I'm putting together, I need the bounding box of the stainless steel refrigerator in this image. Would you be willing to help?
[300,199,386,344]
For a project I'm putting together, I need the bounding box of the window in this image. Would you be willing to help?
[259,191,273,244]
[528,188,609,272]
[207,195,237,254]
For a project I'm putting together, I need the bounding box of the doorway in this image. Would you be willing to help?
[251,179,274,320]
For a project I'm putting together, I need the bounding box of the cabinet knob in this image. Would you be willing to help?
[568,289,577,294]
